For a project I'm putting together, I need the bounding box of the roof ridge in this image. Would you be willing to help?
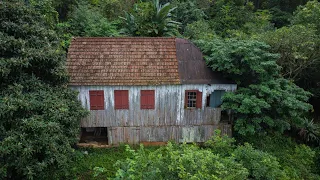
[72,37,177,39]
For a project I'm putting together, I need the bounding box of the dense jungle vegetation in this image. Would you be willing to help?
[1,0,320,179]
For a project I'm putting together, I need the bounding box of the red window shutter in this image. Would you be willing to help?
[89,90,104,110]
[114,90,129,109]
[141,90,155,109]
[89,91,96,110]
[150,90,155,109]
[141,91,147,109]
[122,90,129,109]
[196,91,202,109]
[114,90,121,109]
[185,90,188,108]
[96,91,104,109]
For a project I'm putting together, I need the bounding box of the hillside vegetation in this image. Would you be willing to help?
[1,0,320,179]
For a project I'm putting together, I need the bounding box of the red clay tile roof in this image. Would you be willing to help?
[67,37,180,85]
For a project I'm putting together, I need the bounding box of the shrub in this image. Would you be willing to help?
[244,134,320,179]
[204,129,236,156]
[114,143,248,179]
[233,143,288,180]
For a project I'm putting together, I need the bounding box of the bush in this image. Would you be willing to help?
[244,134,320,179]
[114,143,249,179]
[70,146,132,179]
[314,147,320,175]
[233,143,287,180]
[204,129,236,156]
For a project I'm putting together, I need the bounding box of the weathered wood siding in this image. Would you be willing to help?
[71,84,236,144]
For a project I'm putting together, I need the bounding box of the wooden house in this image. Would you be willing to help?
[66,37,236,145]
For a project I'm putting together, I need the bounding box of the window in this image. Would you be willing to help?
[114,90,129,109]
[89,90,104,110]
[141,90,155,109]
[185,90,202,108]
[209,90,226,108]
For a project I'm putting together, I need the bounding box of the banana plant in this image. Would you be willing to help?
[120,0,180,36]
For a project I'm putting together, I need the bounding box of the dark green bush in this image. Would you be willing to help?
[244,134,320,179]
[233,143,287,180]
[114,143,249,180]
[204,129,236,156]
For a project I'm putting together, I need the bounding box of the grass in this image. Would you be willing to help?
[71,145,160,179]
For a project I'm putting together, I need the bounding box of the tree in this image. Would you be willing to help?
[183,20,216,40]
[87,0,136,20]
[206,0,256,37]
[120,0,180,37]
[250,0,310,28]
[52,0,78,21]
[291,0,320,33]
[0,1,87,179]
[68,2,120,37]
[196,39,312,135]
[258,24,319,80]
[171,0,206,35]
[29,0,59,28]
[257,1,320,121]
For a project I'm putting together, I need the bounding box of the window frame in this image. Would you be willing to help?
[185,90,202,109]
[140,90,155,109]
[89,90,105,110]
[114,90,129,110]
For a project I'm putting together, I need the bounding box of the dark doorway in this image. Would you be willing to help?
[80,127,108,145]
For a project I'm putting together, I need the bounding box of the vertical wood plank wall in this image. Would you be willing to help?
[71,84,236,144]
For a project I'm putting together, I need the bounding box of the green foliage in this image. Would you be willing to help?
[204,129,236,156]
[171,0,206,34]
[114,143,249,180]
[56,22,73,50]
[256,2,320,122]
[207,0,256,37]
[29,0,59,28]
[0,4,67,85]
[197,39,312,135]
[268,6,292,28]
[68,2,120,37]
[67,133,319,179]
[241,10,274,36]
[233,143,287,180]
[258,24,320,80]
[298,118,320,144]
[244,134,320,179]
[224,79,312,134]
[292,0,320,33]
[197,39,281,85]
[184,20,216,40]
[52,0,77,21]
[120,0,180,37]
[0,1,87,179]
[251,0,309,27]
[256,1,320,110]
[89,0,135,20]
[314,147,320,175]
[0,80,87,179]
[70,146,132,179]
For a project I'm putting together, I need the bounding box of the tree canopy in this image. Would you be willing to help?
[197,39,313,135]
[0,1,87,179]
